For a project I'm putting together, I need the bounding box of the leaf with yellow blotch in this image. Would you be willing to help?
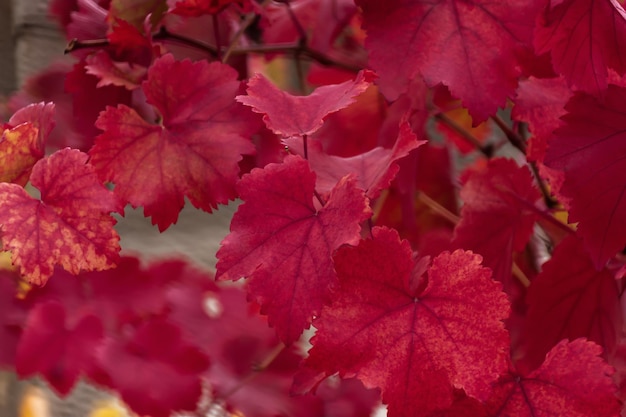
[0,102,55,186]
[0,148,122,285]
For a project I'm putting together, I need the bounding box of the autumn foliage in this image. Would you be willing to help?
[1,0,626,416]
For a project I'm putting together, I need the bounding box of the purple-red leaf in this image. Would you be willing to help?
[16,301,104,395]
[236,70,375,137]
[285,120,425,199]
[216,155,371,344]
[357,0,542,122]
[487,339,621,417]
[453,159,541,285]
[521,236,621,371]
[303,227,510,417]
[543,85,626,268]
[535,0,626,95]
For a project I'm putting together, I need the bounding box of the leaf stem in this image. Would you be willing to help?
[434,113,493,158]
[213,13,222,61]
[491,115,527,154]
[222,0,273,62]
[416,191,460,224]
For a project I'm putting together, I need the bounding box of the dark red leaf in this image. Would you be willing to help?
[535,0,626,95]
[0,270,26,367]
[453,159,541,285]
[16,301,104,395]
[521,235,621,371]
[303,227,510,417]
[543,85,626,268]
[91,54,258,230]
[487,339,621,417]
[0,149,122,285]
[216,155,371,344]
[96,318,209,417]
[357,0,542,122]
[236,70,375,137]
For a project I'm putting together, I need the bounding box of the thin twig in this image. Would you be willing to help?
[65,30,361,72]
[222,0,274,62]
[417,190,531,288]
[491,114,527,154]
[434,113,493,158]
[416,191,460,224]
[529,161,559,209]
[213,14,222,60]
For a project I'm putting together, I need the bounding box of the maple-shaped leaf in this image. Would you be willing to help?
[487,339,621,416]
[0,148,122,285]
[543,85,626,268]
[0,102,55,185]
[95,318,209,417]
[521,235,621,371]
[91,54,258,230]
[303,227,510,417]
[236,70,375,137]
[535,0,626,95]
[16,301,104,395]
[285,120,425,199]
[356,0,542,122]
[216,155,371,344]
[453,159,541,286]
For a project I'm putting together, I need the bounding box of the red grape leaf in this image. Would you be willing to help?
[302,227,510,417]
[95,318,209,417]
[90,54,258,231]
[0,123,43,186]
[356,0,542,122]
[535,0,626,95]
[85,50,147,90]
[65,60,133,149]
[1,102,55,185]
[15,301,104,395]
[215,155,371,344]
[453,159,541,286]
[285,120,425,198]
[236,70,376,137]
[521,235,621,371]
[512,76,571,161]
[487,339,621,417]
[543,85,626,268]
[8,102,55,152]
[0,148,122,285]
[107,17,152,54]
